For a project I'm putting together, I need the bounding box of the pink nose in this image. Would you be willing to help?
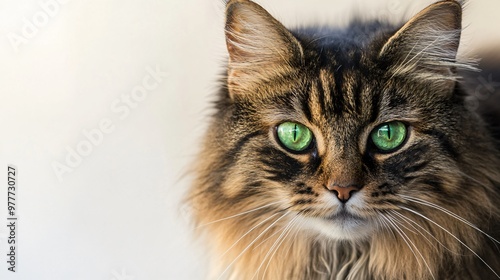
[326,184,360,203]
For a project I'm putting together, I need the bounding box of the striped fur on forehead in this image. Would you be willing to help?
[304,68,373,125]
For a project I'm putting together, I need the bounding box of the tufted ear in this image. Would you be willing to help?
[379,1,473,90]
[225,0,304,97]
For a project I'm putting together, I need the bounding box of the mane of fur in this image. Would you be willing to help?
[191,138,500,279]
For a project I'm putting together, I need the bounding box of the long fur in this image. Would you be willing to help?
[188,1,500,279]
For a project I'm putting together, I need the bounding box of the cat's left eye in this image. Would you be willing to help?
[370,121,407,152]
[276,122,313,153]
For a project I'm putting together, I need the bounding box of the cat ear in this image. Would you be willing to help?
[379,1,472,89]
[225,0,304,97]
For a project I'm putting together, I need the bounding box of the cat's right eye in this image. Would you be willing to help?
[276,122,313,153]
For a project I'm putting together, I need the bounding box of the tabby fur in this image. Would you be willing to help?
[188,1,500,279]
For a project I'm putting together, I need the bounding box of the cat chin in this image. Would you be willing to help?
[298,214,375,241]
[291,191,375,240]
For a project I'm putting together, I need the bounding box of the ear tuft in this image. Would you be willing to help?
[379,1,477,87]
[225,0,303,97]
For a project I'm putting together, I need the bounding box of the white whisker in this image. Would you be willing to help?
[384,216,422,272]
[401,206,500,279]
[387,213,437,280]
[377,214,397,239]
[391,210,462,256]
[252,227,283,250]
[282,217,301,258]
[220,212,280,258]
[386,212,417,235]
[260,215,299,280]
[401,195,500,245]
[251,216,292,280]
[217,211,291,280]
[382,214,421,267]
[197,201,281,228]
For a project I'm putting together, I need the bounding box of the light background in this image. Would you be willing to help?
[0,0,498,279]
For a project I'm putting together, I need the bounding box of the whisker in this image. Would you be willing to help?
[386,212,417,235]
[220,212,280,258]
[383,214,423,270]
[385,213,437,280]
[401,206,500,279]
[216,211,291,280]
[251,216,293,280]
[376,213,397,239]
[261,215,299,279]
[391,210,462,256]
[401,195,500,245]
[196,201,282,228]
[252,227,283,250]
[252,211,300,251]
[282,217,301,258]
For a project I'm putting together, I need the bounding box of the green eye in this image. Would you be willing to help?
[370,121,407,152]
[276,122,313,152]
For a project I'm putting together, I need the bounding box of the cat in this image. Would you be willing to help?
[187,0,500,279]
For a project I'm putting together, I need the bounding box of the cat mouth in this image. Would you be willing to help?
[302,199,373,237]
[305,208,373,240]
[325,208,365,223]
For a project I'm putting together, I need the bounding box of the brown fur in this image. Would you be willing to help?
[188,1,500,279]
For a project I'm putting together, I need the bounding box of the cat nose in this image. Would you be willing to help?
[325,183,360,203]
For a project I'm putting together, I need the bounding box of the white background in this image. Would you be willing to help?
[0,0,499,279]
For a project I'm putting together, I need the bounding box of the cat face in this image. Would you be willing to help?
[208,0,473,241]
[218,65,463,241]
